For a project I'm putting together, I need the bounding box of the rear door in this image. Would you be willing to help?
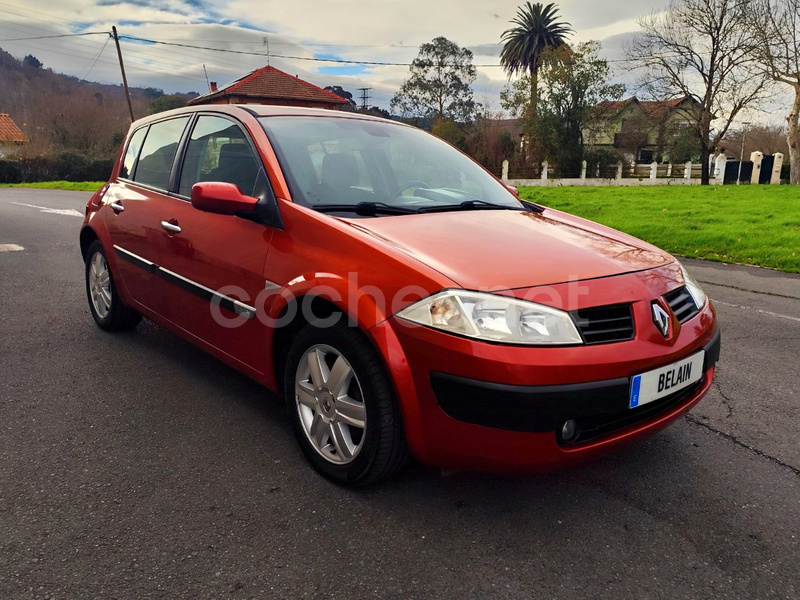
[105,116,190,312]
[157,114,274,372]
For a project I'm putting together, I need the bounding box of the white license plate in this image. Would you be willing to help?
[629,351,705,409]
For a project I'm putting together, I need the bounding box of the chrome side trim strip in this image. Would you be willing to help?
[158,267,257,320]
[111,245,256,320]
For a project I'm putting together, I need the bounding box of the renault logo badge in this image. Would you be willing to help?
[652,303,671,338]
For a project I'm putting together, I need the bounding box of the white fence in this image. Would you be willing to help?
[508,177,702,187]
[503,154,784,187]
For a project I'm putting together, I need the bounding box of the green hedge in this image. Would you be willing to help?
[0,153,114,184]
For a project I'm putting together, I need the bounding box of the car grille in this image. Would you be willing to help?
[664,286,700,323]
[570,304,635,345]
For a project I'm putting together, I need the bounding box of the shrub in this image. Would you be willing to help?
[584,149,625,179]
[0,154,114,183]
[0,160,23,183]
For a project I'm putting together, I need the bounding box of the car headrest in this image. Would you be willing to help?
[321,153,359,190]
[218,143,253,169]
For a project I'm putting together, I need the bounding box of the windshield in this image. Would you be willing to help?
[259,116,523,214]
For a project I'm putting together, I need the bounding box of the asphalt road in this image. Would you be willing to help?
[1,188,798,599]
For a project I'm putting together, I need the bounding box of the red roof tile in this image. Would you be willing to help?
[189,66,348,106]
[640,97,687,118]
[593,96,695,119]
[595,98,637,114]
[0,114,27,143]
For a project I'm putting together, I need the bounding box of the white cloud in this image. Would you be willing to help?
[0,0,671,109]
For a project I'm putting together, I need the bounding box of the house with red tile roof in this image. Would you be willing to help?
[0,114,28,158]
[189,66,348,110]
[584,96,701,164]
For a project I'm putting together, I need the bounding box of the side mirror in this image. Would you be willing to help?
[506,184,519,196]
[191,182,259,216]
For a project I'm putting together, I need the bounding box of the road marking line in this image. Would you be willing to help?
[10,202,83,218]
[699,280,800,302]
[0,244,24,252]
[712,299,800,323]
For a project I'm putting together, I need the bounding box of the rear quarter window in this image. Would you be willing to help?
[119,126,147,180]
[132,117,190,190]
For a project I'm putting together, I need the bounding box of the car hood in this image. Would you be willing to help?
[345,208,672,290]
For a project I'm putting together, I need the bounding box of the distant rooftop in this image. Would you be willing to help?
[0,114,27,143]
[189,65,348,108]
[595,96,695,119]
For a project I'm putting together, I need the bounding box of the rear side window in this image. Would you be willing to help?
[133,117,190,190]
[120,127,147,180]
[178,116,260,197]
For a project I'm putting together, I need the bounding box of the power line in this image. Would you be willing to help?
[0,6,642,85]
[150,38,420,49]
[0,34,207,83]
[0,2,648,68]
[0,31,109,42]
[118,34,507,67]
[117,34,645,68]
[0,21,210,84]
[80,34,110,80]
[0,0,83,25]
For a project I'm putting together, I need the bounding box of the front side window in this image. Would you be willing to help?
[178,116,260,197]
[133,117,190,190]
[259,116,522,213]
[120,126,148,180]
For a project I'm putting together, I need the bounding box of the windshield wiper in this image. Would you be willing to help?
[312,202,419,216]
[417,199,524,213]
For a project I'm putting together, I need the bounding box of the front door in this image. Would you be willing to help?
[157,115,274,372]
[106,117,190,313]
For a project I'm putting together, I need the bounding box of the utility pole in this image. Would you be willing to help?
[112,26,135,123]
[357,87,371,111]
[737,122,751,185]
[203,64,211,92]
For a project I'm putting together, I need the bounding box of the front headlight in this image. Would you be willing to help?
[396,290,583,345]
[679,263,707,309]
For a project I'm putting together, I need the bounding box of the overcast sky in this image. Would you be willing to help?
[0,0,697,112]
[0,0,673,109]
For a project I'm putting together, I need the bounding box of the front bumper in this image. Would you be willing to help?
[368,281,719,473]
[431,327,720,445]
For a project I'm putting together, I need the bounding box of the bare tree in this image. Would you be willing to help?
[722,124,790,158]
[751,0,800,184]
[627,0,771,184]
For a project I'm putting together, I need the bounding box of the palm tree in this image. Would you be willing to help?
[500,2,572,114]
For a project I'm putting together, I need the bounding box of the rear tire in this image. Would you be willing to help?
[85,240,142,331]
[284,319,409,486]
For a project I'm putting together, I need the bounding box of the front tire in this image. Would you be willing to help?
[284,319,409,486]
[85,240,141,331]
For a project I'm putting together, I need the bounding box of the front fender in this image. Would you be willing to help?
[263,271,393,332]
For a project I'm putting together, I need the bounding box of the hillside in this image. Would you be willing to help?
[0,48,196,158]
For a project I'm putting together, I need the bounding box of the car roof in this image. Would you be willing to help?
[130,104,391,129]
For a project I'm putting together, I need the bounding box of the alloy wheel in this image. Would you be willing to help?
[295,344,367,464]
[89,251,112,319]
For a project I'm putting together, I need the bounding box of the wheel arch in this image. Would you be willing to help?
[272,295,347,394]
[79,225,100,260]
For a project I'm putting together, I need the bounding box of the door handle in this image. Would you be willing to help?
[110,201,124,213]
[161,220,181,234]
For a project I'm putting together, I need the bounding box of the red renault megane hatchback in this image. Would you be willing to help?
[80,105,720,485]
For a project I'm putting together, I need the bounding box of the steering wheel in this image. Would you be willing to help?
[397,181,430,195]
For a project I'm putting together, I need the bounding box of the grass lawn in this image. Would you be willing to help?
[0,181,105,192]
[518,185,800,273]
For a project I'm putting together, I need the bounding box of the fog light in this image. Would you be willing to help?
[561,419,578,442]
